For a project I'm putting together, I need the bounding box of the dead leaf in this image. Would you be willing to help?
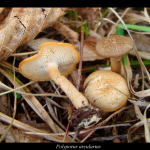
[74,40,104,61]
[0,7,67,61]
[127,33,150,53]
[82,41,103,61]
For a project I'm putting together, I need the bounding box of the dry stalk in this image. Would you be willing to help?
[34,83,67,131]
[0,67,58,133]
[0,112,72,142]
[108,7,131,36]
[0,56,17,142]
[62,29,84,142]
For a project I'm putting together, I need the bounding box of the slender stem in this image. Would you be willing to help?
[62,121,71,142]
[46,63,89,109]
[110,57,122,74]
[76,29,84,91]
[62,29,85,142]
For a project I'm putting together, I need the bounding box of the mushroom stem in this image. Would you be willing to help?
[46,63,90,109]
[110,57,122,74]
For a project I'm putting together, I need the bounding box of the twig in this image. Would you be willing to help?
[76,29,84,90]
[62,29,84,142]
[34,83,66,130]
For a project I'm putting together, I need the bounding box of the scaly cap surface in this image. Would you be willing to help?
[96,35,133,58]
[84,70,129,112]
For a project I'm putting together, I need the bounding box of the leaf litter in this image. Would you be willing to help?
[0,7,150,143]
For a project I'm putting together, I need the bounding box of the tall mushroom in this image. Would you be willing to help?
[96,35,133,74]
[84,70,129,112]
[19,42,102,128]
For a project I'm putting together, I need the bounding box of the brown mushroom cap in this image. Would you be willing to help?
[19,42,80,81]
[95,35,133,58]
[84,70,129,112]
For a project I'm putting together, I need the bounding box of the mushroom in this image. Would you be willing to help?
[96,35,133,74]
[19,42,102,128]
[19,42,89,109]
[84,70,129,112]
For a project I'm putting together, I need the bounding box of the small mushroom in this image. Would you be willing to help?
[84,70,129,112]
[96,35,133,74]
[19,42,89,109]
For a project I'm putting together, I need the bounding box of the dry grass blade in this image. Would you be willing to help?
[135,89,150,97]
[143,8,150,24]
[127,105,143,143]
[10,51,38,56]
[119,11,149,24]
[127,117,150,143]
[0,122,47,142]
[0,81,68,109]
[127,104,150,142]
[144,104,150,142]
[0,66,74,141]
[0,112,71,142]
[108,7,131,36]
[0,80,35,96]
[0,57,18,142]
[25,123,130,137]
[127,120,144,143]
[124,56,135,94]
[0,67,58,133]
[134,104,144,121]
[128,99,150,107]
[34,83,67,131]
[0,80,67,98]
[0,61,19,73]
[129,50,150,60]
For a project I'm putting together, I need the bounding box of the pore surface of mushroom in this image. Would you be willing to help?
[96,35,133,74]
[19,42,89,109]
[84,70,129,112]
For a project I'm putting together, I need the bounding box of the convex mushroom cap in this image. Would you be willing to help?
[84,70,129,112]
[96,35,133,74]
[96,35,133,58]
